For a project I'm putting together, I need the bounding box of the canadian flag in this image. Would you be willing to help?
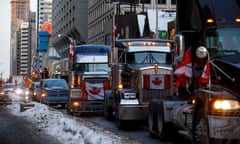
[174,48,192,88]
[69,40,74,60]
[199,61,210,85]
[112,24,118,37]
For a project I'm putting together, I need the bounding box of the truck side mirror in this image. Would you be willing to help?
[174,34,185,63]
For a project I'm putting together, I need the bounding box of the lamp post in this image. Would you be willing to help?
[111,1,119,64]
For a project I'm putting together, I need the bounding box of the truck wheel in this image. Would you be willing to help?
[148,110,155,137]
[116,119,124,129]
[193,109,210,144]
[115,111,125,129]
[157,104,170,139]
[105,107,113,120]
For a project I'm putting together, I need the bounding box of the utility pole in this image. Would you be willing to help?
[155,0,159,39]
[112,1,119,64]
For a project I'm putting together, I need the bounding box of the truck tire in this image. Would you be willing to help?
[193,109,210,144]
[105,107,114,120]
[148,100,159,137]
[115,110,125,129]
[148,109,155,137]
[157,104,168,138]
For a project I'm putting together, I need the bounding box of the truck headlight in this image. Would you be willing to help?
[213,100,240,110]
[73,101,80,107]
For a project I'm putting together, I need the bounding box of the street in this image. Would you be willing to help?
[0,93,169,144]
[0,105,60,144]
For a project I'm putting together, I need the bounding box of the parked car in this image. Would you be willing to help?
[14,84,26,96]
[0,88,6,100]
[35,79,69,107]
[2,83,15,94]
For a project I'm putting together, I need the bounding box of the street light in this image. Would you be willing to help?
[111,1,120,64]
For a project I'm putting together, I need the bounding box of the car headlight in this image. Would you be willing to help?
[25,90,30,95]
[41,92,47,97]
[15,89,23,95]
[0,91,5,95]
[213,100,240,110]
[25,95,29,100]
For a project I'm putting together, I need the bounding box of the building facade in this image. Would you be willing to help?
[17,22,32,75]
[36,0,57,72]
[10,0,30,77]
[88,0,176,44]
[51,0,88,73]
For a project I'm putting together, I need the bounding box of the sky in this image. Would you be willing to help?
[6,92,140,144]
[0,0,11,79]
[0,0,36,79]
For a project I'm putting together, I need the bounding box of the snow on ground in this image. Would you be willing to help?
[6,93,140,144]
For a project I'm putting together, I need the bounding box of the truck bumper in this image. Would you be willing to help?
[118,104,148,120]
[69,100,104,113]
[208,115,240,139]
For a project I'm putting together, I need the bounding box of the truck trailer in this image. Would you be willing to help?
[148,0,240,143]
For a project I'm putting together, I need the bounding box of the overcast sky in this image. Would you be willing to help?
[0,0,36,79]
[0,0,11,79]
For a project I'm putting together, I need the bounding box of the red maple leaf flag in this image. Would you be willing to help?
[174,48,192,88]
[69,40,74,60]
[199,61,210,84]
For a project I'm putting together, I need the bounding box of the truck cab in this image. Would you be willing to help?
[67,44,111,116]
[104,38,176,128]
[148,0,240,143]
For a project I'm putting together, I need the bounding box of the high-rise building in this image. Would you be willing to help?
[17,22,32,75]
[38,0,52,27]
[10,0,30,76]
[36,0,55,72]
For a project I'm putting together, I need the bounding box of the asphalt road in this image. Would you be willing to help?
[0,105,61,144]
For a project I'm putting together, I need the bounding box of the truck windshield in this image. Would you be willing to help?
[127,52,172,64]
[205,27,240,56]
[74,63,110,72]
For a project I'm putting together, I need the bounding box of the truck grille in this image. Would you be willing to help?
[142,88,172,102]
[141,68,173,102]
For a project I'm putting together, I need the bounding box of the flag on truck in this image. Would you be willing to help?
[174,48,192,88]
[82,82,105,100]
[198,60,210,85]
[174,48,210,88]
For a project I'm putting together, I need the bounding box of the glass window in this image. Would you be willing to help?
[205,28,240,54]
[74,63,110,72]
[127,52,172,64]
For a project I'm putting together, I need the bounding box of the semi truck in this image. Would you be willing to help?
[67,44,111,116]
[104,38,176,128]
[148,0,240,143]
